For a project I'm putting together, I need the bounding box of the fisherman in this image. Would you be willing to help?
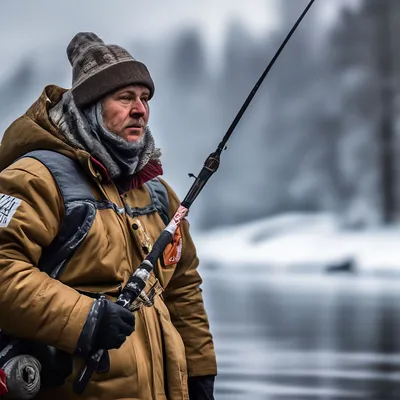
[0,32,217,400]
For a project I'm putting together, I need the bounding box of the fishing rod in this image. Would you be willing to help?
[73,0,316,393]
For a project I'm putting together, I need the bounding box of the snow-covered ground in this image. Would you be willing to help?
[194,213,400,277]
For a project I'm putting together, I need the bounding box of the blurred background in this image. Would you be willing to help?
[3,0,400,398]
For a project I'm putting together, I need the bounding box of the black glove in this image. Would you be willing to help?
[76,296,135,357]
[188,375,215,400]
[93,299,135,351]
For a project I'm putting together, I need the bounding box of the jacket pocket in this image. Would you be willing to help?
[157,258,177,290]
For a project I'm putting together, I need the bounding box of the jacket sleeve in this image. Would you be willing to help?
[161,180,217,378]
[0,158,94,354]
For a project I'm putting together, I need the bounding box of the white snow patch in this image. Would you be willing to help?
[195,213,400,277]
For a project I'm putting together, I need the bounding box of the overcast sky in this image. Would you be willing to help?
[0,0,360,78]
[0,0,274,64]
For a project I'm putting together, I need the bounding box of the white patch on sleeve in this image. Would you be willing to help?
[0,194,22,228]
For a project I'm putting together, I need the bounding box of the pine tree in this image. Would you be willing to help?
[328,0,399,226]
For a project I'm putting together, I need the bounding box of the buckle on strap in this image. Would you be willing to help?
[129,279,163,312]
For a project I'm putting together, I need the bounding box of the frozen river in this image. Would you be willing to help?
[201,269,400,399]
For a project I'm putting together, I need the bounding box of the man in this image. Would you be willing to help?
[0,32,217,399]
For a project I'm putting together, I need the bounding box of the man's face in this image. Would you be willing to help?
[102,84,150,143]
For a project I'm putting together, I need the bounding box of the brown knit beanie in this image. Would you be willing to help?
[67,32,155,108]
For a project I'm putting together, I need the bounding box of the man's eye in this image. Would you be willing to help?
[120,96,131,101]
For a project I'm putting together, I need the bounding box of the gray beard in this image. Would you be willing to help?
[49,90,161,180]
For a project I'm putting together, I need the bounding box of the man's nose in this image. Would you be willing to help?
[130,99,146,117]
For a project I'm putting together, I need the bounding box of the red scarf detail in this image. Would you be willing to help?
[131,160,163,188]
[0,369,8,395]
[90,156,163,191]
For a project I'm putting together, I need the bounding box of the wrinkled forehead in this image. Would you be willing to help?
[111,84,151,96]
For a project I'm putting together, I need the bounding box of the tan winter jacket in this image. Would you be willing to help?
[0,85,217,400]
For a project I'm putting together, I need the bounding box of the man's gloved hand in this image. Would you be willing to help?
[76,297,135,357]
[188,375,215,400]
[93,299,135,351]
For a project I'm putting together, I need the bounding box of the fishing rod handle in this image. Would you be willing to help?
[117,204,189,307]
[116,231,173,307]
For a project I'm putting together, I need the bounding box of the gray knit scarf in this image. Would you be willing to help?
[49,90,161,180]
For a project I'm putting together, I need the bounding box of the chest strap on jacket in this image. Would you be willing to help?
[17,150,97,279]
[144,178,170,226]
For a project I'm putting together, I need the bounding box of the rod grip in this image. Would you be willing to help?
[146,230,173,266]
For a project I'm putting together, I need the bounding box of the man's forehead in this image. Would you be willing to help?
[115,85,150,95]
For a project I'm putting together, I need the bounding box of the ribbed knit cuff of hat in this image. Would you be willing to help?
[73,60,154,108]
